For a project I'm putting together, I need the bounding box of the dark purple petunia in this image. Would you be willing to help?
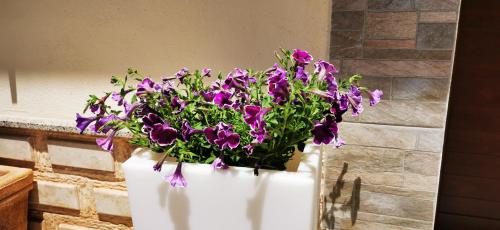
[171,96,188,114]
[222,68,255,91]
[243,144,255,155]
[150,123,178,146]
[96,129,118,152]
[142,113,165,132]
[250,120,267,144]
[166,162,187,188]
[269,77,290,105]
[181,121,203,141]
[175,67,189,83]
[213,91,234,109]
[347,85,364,116]
[112,89,133,106]
[93,114,120,133]
[292,49,313,66]
[162,80,176,97]
[202,68,212,77]
[200,91,215,102]
[153,153,170,172]
[295,66,309,84]
[75,113,97,133]
[136,77,161,96]
[311,116,339,145]
[314,60,338,80]
[90,104,101,114]
[212,153,229,170]
[204,122,240,150]
[368,89,383,106]
[124,102,142,119]
[243,105,271,129]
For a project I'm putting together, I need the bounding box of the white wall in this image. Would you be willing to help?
[0,0,332,120]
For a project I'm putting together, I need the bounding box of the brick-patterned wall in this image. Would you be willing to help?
[0,127,133,230]
[321,0,459,229]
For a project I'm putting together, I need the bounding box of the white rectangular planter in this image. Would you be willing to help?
[123,145,322,230]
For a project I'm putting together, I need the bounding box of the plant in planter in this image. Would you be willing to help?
[76,49,382,229]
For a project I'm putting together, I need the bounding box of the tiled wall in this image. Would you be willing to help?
[0,127,133,230]
[321,0,459,229]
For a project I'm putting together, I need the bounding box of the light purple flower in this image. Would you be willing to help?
[124,102,142,119]
[112,89,133,106]
[243,105,271,129]
[136,77,161,96]
[335,137,345,148]
[175,67,189,83]
[96,129,118,152]
[171,96,188,114]
[222,68,255,91]
[295,66,309,84]
[213,91,233,109]
[368,89,383,106]
[181,121,202,141]
[93,114,120,133]
[292,49,313,66]
[202,68,212,77]
[204,123,240,150]
[212,154,229,170]
[150,123,178,146]
[75,113,97,133]
[311,116,338,145]
[347,85,363,116]
[250,120,267,143]
[314,60,338,80]
[166,162,187,188]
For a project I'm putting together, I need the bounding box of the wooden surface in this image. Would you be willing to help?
[435,0,500,229]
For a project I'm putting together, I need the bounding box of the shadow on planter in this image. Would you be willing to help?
[322,162,361,229]
[158,181,191,230]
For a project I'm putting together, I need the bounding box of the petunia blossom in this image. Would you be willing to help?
[93,114,120,133]
[75,113,97,133]
[292,49,313,66]
[96,129,118,152]
[213,91,234,109]
[212,154,229,170]
[250,120,268,144]
[311,116,339,145]
[136,77,161,96]
[175,67,189,83]
[171,96,188,114]
[368,89,384,106]
[222,68,255,91]
[142,113,165,132]
[202,68,212,77]
[243,105,271,129]
[181,121,203,141]
[347,85,364,116]
[150,123,178,146]
[314,60,338,80]
[295,66,309,84]
[243,144,255,155]
[204,122,240,150]
[166,162,187,188]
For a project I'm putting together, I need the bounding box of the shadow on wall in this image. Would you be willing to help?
[322,162,361,229]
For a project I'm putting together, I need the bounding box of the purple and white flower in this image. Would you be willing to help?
[292,49,313,66]
[166,162,187,188]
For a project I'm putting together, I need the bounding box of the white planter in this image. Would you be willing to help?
[123,144,322,230]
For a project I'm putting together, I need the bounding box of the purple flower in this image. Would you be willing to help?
[347,85,364,116]
[124,102,142,119]
[166,162,187,188]
[212,154,229,170]
[112,89,133,106]
[335,137,345,148]
[243,144,254,155]
[311,116,338,145]
[96,129,118,152]
[222,68,255,91]
[204,123,240,150]
[181,121,202,141]
[243,105,271,129]
[213,91,233,109]
[136,77,161,96]
[150,123,178,146]
[153,153,169,172]
[90,104,101,114]
[295,66,309,84]
[75,113,97,133]
[369,89,383,106]
[161,80,176,97]
[175,67,189,83]
[250,120,267,143]
[171,96,188,114]
[314,60,338,80]
[292,49,313,66]
[142,113,165,132]
[93,114,120,133]
[200,91,215,102]
[269,77,290,105]
[202,68,212,77]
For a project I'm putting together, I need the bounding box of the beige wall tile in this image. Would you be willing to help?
[94,188,131,217]
[343,60,452,78]
[366,12,417,39]
[47,140,114,172]
[0,135,32,161]
[30,180,80,210]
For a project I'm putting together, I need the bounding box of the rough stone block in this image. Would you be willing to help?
[58,224,97,230]
[417,23,457,49]
[324,145,403,173]
[419,12,457,23]
[0,135,32,161]
[366,12,417,39]
[359,191,434,221]
[403,173,439,192]
[333,0,367,11]
[356,212,433,229]
[47,139,115,172]
[404,151,441,176]
[364,39,415,49]
[94,188,131,217]
[363,49,453,60]
[331,31,362,47]
[332,11,365,30]
[343,60,452,77]
[368,0,413,11]
[416,129,445,152]
[30,181,79,210]
[392,77,450,101]
[415,0,459,11]
[340,122,418,149]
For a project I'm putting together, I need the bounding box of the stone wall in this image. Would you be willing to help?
[321,0,459,229]
[0,122,133,230]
